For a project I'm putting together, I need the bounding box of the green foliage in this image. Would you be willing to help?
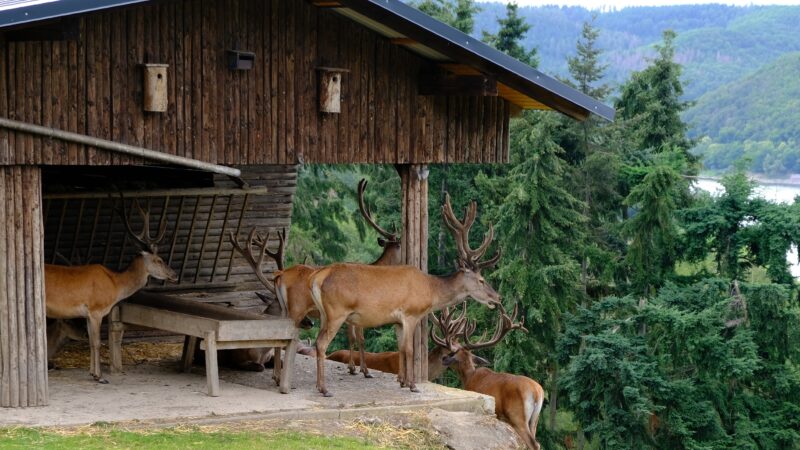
[558,280,800,449]
[409,0,480,34]
[481,3,539,68]
[617,30,695,163]
[681,168,800,283]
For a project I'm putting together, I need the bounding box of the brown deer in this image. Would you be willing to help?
[308,193,501,396]
[433,303,545,450]
[45,198,177,383]
[344,178,403,377]
[46,319,87,369]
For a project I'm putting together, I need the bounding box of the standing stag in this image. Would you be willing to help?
[432,303,544,450]
[226,179,402,379]
[308,193,501,396]
[44,198,177,383]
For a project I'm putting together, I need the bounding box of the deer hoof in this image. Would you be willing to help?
[409,386,420,393]
[363,372,374,379]
[321,390,334,397]
[95,377,109,384]
[347,367,358,375]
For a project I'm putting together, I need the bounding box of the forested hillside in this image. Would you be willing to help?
[472,2,800,174]
[686,52,800,175]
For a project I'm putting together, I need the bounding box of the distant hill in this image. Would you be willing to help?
[470,2,800,174]
[474,3,800,98]
[684,52,800,176]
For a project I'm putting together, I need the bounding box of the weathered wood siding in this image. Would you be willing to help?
[42,165,297,296]
[0,166,47,407]
[0,0,510,167]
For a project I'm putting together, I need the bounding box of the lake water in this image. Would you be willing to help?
[693,178,800,277]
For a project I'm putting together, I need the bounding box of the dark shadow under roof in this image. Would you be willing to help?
[0,0,614,121]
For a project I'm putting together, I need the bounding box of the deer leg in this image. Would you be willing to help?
[315,314,347,397]
[356,326,372,378]
[395,324,405,385]
[400,321,418,392]
[272,347,282,385]
[346,325,358,375]
[87,315,107,384]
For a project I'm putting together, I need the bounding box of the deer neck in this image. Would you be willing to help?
[454,357,477,387]
[115,256,151,302]
[431,273,471,310]
[371,246,400,266]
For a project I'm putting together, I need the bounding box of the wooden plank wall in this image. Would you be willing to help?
[41,165,297,296]
[398,164,429,382]
[0,166,48,407]
[0,0,510,167]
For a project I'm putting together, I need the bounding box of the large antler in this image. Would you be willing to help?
[117,194,168,254]
[357,179,399,244]
[430,303,469,351]
[461,303,527,351]
[441,193,500,272]
[229,228,287,316]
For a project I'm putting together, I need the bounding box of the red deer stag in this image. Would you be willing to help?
[433,303,544,450]
[308,193,501,396]
[344,178,403,378]
[45,198,177,383]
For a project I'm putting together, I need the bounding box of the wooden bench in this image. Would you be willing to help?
[108,292,298,396]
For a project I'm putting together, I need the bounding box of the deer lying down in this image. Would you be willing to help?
[325,346,452,381]
[45,199,178,383]
[46,319,87,369]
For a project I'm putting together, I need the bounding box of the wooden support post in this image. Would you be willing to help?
[0,166,47,408]
[397,164,429,383]
[181,336,198,373]
[109,306,125,373]
[203,331,220,397]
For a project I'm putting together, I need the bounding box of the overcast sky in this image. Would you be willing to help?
[504,0,800,9]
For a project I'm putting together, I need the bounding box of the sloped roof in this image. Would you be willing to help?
[0,0,614,121]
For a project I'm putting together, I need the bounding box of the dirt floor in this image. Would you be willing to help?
[0,341,522,449]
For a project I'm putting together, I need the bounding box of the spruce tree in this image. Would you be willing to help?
[482,3,538,68]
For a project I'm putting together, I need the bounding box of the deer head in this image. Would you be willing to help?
[116,194,177,282]
[435,302,527,370]
[229,228,287,317]
[357,179,401,262]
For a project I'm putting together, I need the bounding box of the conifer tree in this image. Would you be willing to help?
[482,3,538,67]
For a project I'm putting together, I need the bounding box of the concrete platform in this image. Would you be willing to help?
[0,354,494,427]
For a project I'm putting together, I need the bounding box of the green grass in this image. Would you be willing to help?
[0,427,386,450]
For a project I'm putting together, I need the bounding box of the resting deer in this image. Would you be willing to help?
[45,198,177,383]
[433,303,544,450]
[46,319,88,369]
[308,193,501,396]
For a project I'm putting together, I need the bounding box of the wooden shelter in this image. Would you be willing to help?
[0,0,612,407]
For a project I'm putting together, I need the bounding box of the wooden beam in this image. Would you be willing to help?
[419,70,498,97]
[389,37,417,46]
[311,1,342,7]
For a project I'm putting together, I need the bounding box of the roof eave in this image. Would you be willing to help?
[337,0,615,122]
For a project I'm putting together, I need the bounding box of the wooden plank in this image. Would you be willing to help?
[0,170,9,406]
[396,50,409,164]
[0,45,7,164]
[269,0,278,163]
[217,321,297,341]
[285,0,296,164]
[119,303,220,337]
[30,42,42,164]
[30,174,46,406]
[502,100,510,162]
[12,168,27,404]
[13,43,24,164]
[190,2,202,162]
[99,13,112,164]
[73,21,86,163]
